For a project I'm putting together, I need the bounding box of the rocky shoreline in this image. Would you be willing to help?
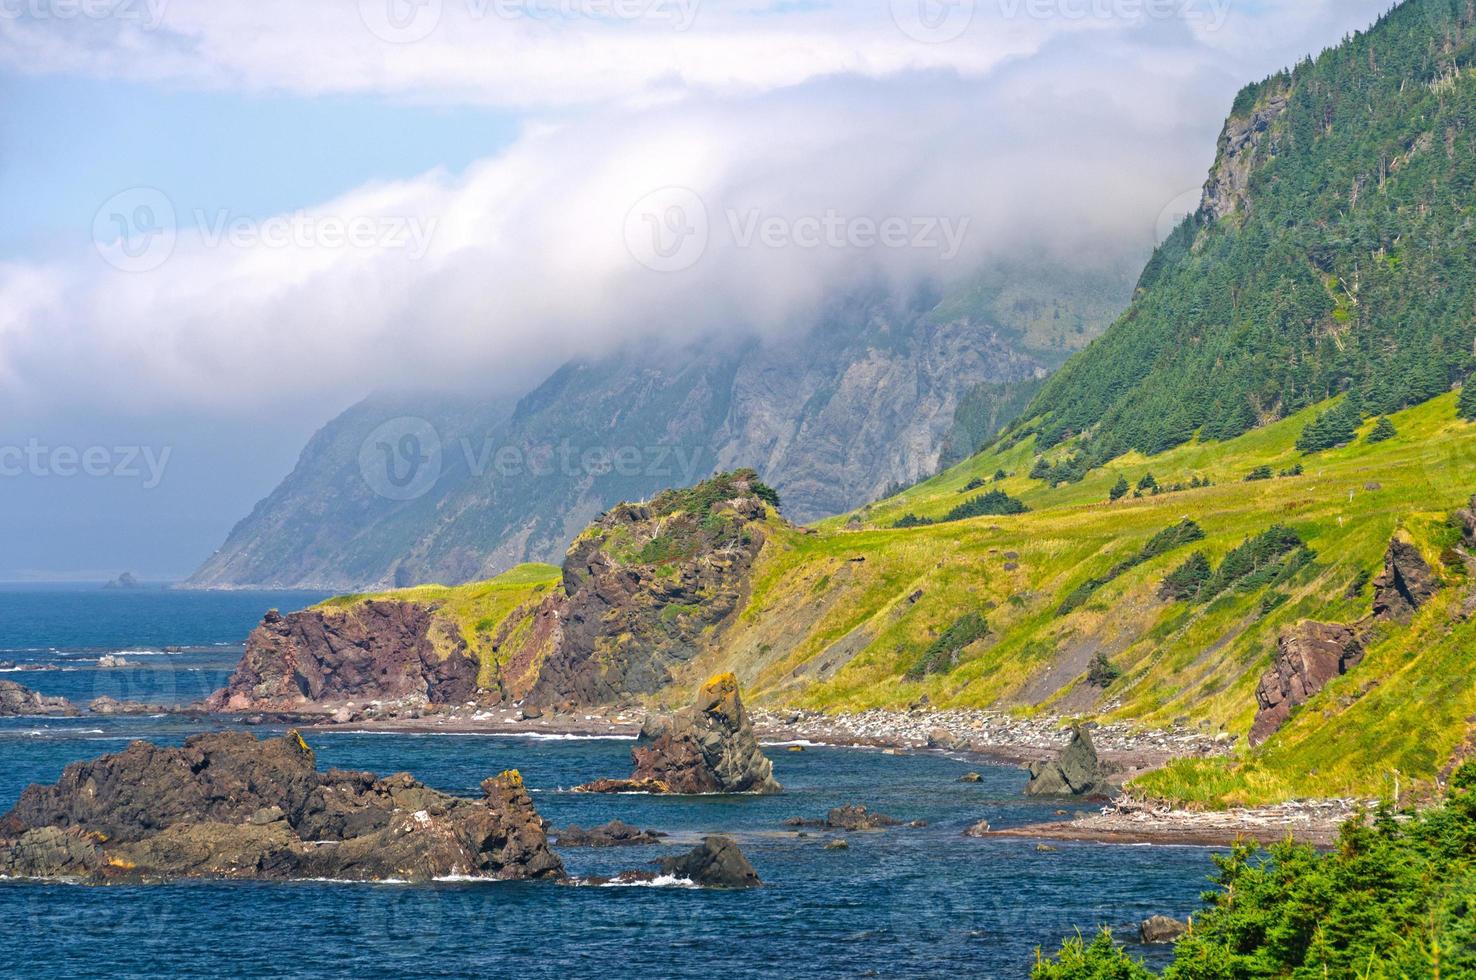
[983,796,1367,848]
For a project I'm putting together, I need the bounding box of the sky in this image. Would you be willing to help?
[0,0,1398,580]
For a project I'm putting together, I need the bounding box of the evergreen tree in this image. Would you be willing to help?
[1460,381,1476,421]
[1110,476,1130,501]
[1366,415,1398,443]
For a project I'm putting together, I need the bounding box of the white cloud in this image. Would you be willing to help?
[0,0,1398,417]
[0,0,1391,108]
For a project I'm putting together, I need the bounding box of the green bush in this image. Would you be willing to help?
[906,613,990,679]
[1037,766,1476,979]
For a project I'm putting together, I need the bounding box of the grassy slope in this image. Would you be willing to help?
[696,393,1474,805]
[311,398,1476,803]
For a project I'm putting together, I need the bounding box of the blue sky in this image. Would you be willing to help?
[0,0,1397,579]
[0,73,521,261]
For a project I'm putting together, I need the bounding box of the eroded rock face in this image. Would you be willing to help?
[0,681,77,718]
[524,475,773,711]
[1250,622,1365,746]
[208,601,479,713]
[576,674,780,795]
[0,731,563,883]
[1024,725,1112,798]
[1201,90,1289,222]
[1373,538,1440,622]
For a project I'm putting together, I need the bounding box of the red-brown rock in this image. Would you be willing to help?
[1251,622,1365,745]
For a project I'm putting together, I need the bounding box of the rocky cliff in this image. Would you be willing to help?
[211,471,784,715]
[187,267,1134,591]
[207,600,480,714]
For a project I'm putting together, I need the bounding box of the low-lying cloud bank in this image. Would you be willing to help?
[0,0,1394,418]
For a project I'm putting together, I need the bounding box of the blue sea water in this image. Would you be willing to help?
[0,588,1217,979]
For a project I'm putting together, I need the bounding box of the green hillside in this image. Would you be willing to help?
[1021,0,1476,465]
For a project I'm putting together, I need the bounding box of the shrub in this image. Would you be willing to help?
[906,613,989,679]
[1110,476,1130,501]
[1244,465,1273,482]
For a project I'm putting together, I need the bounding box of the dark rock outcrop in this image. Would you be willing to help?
[1250,622,1365,746]
[207,601,479,713]
[1139,915,1189,945]
[655,836,761,888]
[1373,537,1440,622]
[574,674,780,795]
[553,820,665,848]
[524,474,774,711]
[0,681,77,718]
[0,731,563,883]
[825,805,900,831]
[1024,725,1112,798]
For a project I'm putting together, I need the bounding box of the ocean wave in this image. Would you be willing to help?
[583,874,697,889]
[332,729,635,741]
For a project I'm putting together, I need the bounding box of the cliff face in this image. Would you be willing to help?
[207,600,480,713]
[212,472,783,714]
[187,266,1133,591]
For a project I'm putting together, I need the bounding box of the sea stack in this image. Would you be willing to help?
[1024,724,1113,798]
[576,673,781,794]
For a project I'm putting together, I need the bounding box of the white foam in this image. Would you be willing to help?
[589,874,697,889]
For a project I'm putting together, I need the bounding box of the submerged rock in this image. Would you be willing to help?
[575,674,780,795]
[1250,622,1365,746]
[1139,915,1189,944]
[553,820,666,847]
[88,696,164,716]
[0,731,563,884]
[0,681,77,718]
[1024,725,1113,798]
[824,805,900,831]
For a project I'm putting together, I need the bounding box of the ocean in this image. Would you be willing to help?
[0,587,1215,978]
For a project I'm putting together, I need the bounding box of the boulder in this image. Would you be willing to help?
[656,836,761,888]
[1372,537,1440,622]
[553,820,666,847]
[1250,622,1364,745]
[1024,725,1112,798]
[959,772,983,783]
[574,674,780,795]
[0,732,564,884]
[963,819,992,837]
[1139,915,1189,945]
[0,681,77,718]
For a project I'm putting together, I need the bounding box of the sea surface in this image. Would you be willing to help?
[0,587,1217,979]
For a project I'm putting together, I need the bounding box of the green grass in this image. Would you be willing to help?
[715,392,1476,804]
[310,393,1476,805]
